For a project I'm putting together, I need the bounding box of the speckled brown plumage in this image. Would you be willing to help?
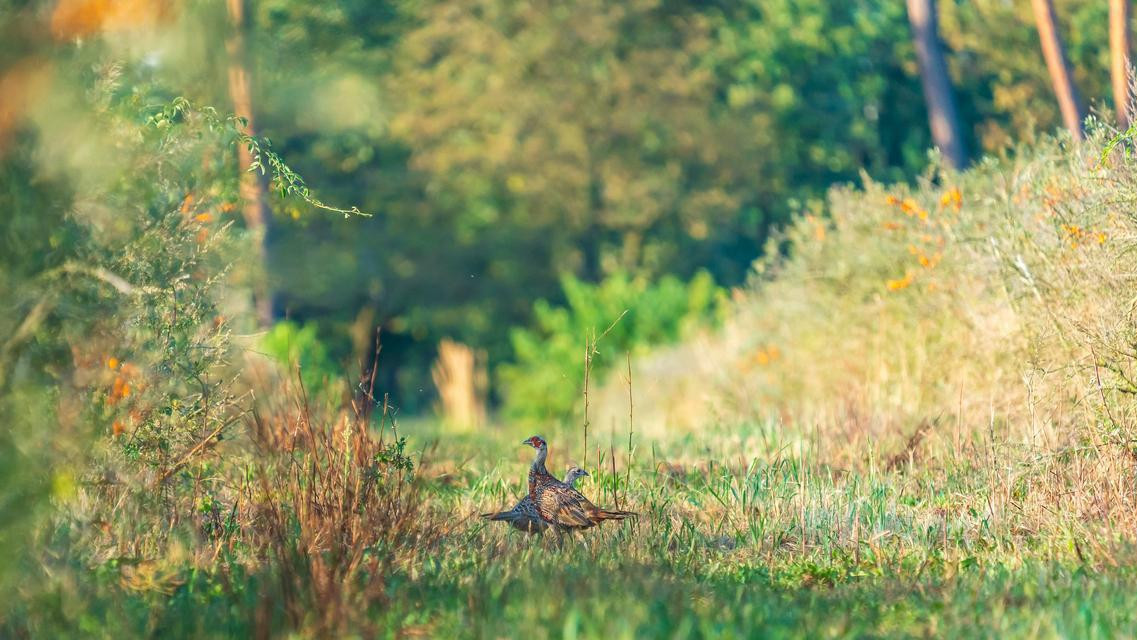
[481,466,588,534]
[522,435,637,532]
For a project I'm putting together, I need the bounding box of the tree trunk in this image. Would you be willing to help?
[225,0,274,326]
[906,0,968,170]
[1112,0,1132,128]
[1031,0,1086,140]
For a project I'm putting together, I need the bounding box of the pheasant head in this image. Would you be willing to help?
[564,466,589,487]
[522,435,549,475]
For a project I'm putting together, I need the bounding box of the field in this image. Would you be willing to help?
[7,125,1137,639]
[18,415,1137,638]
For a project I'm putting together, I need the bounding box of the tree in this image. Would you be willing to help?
[906,0,968,169]
[245,0,1120,403]
[388,0,764,284]
[1031,0,1086,140]
[1112,0,1132,128]
[226,0,274,325]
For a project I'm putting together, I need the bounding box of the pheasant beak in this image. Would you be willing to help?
[521,438,531,446]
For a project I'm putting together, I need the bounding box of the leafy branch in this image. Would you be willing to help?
[148,97,370,218]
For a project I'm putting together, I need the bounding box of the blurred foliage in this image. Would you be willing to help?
[940,0,1110,151]
[0,47,352,623]
[261,320,341,396]
[241,0,1119,406]
[500,270,724,422]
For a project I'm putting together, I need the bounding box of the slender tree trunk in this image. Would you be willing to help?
[1031,0,1086,140]
[906,0,968,170]
[1112,0,1132,128]
[226,0,274,326]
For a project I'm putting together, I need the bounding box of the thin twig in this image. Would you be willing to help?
[156,413,245,486]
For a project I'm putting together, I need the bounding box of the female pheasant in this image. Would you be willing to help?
[523,435,636,532]
[481,466,589,534]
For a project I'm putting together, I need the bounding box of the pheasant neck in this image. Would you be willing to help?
[530,445,549,476]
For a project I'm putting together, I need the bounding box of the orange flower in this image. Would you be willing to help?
[112,420,125,436]
[220,202,236,213]
[106,357,119,370]
[194,212,213,223]
[918,252,941,269]
[179,194,194,213]
[881,221,903,231]
[109,377,131,404]
[886,272,914,291]
[885,195,900,206]
[750,345,782,367]
[804,215,826,242]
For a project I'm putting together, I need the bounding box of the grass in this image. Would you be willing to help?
[16,419,1137,638]
[11,126,1137,637]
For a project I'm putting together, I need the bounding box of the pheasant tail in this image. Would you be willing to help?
[591,508,637,521]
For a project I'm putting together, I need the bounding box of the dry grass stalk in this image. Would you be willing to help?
[245,374,443,636]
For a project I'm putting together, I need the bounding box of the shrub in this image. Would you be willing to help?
[499,270,725,422]
[0,83,367,630]
[261,320,341,397]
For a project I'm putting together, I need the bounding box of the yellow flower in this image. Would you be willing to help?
[106,357,119,370]
[938,187,962,211]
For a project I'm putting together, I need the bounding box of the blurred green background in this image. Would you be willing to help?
[0,0,1118,417]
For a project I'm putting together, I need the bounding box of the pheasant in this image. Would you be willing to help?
[522,435,637,532]
[481,466,589,534]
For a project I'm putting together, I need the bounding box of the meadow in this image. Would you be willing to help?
[9,120,1137,638]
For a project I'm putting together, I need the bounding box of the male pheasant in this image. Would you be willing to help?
[523,435,636,532]
[481,466,589,534]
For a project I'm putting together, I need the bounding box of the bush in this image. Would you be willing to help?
[614,121,1137,467]
[499,270,725,422]
[0,83,366,631]
[261,320,341,397]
